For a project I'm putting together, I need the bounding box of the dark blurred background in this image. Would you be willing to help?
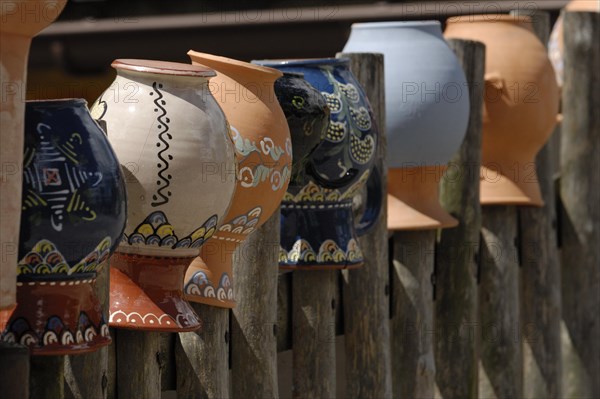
[27,0,567,103]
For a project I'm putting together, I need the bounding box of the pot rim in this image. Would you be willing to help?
[112,59,216,77]
[253,57,349,67]
[187,50,282,78]
[446,14,532,24]
[350,20,441,29]
[26,98,88,107]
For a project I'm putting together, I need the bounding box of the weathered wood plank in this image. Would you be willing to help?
[231,211,280,398]
[435,38,485,399]
[560,10,600,399]
[510,9,563,399]
[30,355,65,399]
[65,263,110,399]
[292,270,337,398]
[176,304,230,398]
[392,230,436,398]
[336,52,392,399]
[114,330,162,399]
[478,206,522,399]
[0,342,29,399]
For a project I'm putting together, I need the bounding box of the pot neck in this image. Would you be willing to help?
[350,20,444,38]
[188,51,282,89]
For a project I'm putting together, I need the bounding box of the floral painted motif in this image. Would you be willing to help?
[184,270,234,303]
[17,237,111,275]
[217,206,262,236]
[123,212,218,249]
[280,238,363,265]
[283,170,370,203]
[2,311,110,348]
[230,125,292,192]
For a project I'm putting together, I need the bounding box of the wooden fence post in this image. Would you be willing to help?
[114,330,162,399]
[560,11,600,399]
[392,230,435,398]
[509,9,563,399]
[176,304,230,398]
[64,264,110,399]
[30,355,65,399]
[231,211,280,398]
[0,343,29,399]
[292,270,337,398]
[336,52,392,399]
[435,38,485,399]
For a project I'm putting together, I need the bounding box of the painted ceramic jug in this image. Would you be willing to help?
[549,0,600,87]
[275,72,329,186]
[445,15,560,206]
[253,58,381,269]
[343,21,470,230]
[0,0,67,332]
[184,51,292,308]
[92,60,236,330]
[1,99,126,355]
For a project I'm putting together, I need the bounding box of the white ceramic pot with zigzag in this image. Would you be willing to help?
[91,59,236,332]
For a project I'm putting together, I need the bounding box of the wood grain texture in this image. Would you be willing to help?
[30,355,65,399]
[435,38,485,399]
[65,264,110,399]
[0,342,29,399]
[336,52,392,399]
[176,304,230,399]
[560,11,600,399]
[114,330,162,399]
[510,10,563,399]
[392,230,435,399]
[231,211,280,398]
[478,206,522,399]
[292,270,337,398]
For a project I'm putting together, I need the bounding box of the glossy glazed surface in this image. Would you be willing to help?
[1,99,126,354]
[255,58,380,269]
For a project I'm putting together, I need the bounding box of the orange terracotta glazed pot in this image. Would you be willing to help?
[445,15,560,206]
[185,51,292,308]
[0,0,67,332]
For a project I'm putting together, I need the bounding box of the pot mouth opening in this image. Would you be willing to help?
[187,50,282,78]
[351,20,441,29]
[112,59,216,78]
[446,14,532,24]
[253,57,349,67]
[281,71,305,78]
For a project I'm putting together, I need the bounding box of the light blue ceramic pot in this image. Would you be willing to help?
[343,21,469,168]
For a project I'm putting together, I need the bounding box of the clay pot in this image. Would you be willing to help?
[343,21,469,230]
[275,72,329,186]
[253,58,381,270]
[445,15,560,206]
[92,60,236,329]
[0,0,67,333]
[1,99,127,355]
[184,51,292,308]
[549,0,600,86]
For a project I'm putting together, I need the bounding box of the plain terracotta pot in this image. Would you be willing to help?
[93,60,237,330]
[445,15,560,206]
[549,0,600,86]
[387,167,458,230]
[184,51,292,308]
[0,0,67,332]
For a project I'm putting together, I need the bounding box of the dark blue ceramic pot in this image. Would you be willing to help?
[1,99,127,355]
[254,59,381,269]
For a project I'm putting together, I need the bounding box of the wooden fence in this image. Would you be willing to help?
[0,9,598,399]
